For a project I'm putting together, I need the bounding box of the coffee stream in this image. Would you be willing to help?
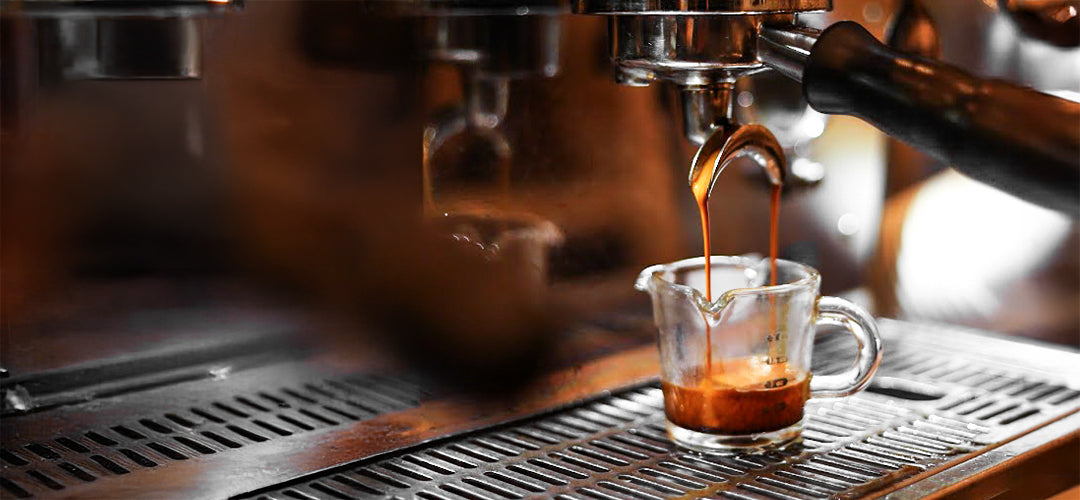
[767,183,782,364]
[689,152,716,377]
[674,124,799,436]
[689,144,783,373]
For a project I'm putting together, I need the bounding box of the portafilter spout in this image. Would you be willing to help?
[685,82,786,197]
[689,115,786,200]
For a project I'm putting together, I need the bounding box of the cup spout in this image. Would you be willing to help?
[636,255,777,323]
[634,263,666,293]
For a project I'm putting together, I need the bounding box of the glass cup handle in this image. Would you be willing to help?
[809,296,883,398]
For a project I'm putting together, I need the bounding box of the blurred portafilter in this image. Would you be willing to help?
[422,0,562,215]
[379,0,567,394]
[284,0,568,394]
[2,0,241,80]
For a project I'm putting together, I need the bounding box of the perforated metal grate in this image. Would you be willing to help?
[238,321,1080,500]
[0,372,427,498]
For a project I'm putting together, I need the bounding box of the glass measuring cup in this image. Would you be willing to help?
[636,256,882,454]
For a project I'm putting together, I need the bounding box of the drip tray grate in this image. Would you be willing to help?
[239,321,1080,500]
[236,388,999,499]
[0,368,428,499]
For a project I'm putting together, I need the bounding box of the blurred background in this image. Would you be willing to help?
[2,0,1077,390]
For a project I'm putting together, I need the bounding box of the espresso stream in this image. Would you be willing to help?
[683,133,789,435]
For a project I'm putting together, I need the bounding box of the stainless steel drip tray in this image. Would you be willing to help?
[0,332,660,499]
[239,321,1080,500]
[1,320,1078,499]
[0,360,433,500]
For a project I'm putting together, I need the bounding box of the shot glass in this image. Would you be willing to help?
[636,256,882,454]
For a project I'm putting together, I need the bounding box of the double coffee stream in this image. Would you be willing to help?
[669,140,808,435]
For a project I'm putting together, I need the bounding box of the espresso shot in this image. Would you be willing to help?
[662,357,811,435]
[637,256,882,453]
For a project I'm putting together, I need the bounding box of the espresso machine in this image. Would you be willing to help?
[2,0,1079,498]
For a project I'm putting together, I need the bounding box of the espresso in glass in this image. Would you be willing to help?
[662,357,810,435]
[636,257,882,454]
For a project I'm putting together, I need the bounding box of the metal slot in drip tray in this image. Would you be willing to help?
[240,321,1080,500]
